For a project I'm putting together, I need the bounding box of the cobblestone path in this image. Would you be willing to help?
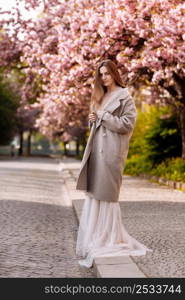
[0,160,95,278]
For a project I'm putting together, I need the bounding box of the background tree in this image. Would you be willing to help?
[0,76,18,145]
[1,0,185,157]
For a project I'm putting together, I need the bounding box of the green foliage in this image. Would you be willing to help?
[129,105,181,162]
[124,154,153,175]
[125,105,184,182]
[128,107,149,158]
[150,157,185,182]
[0,82,18,145]
[144,107,181,164]
[125,156,185,182]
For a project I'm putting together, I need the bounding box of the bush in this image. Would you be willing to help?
[124,154,153,175]
[144,108,181,164]
[129,105,181,164]
[150,157,185,182]
[128,108,149,158]
[125,105,184,182]
[125,156,185,182]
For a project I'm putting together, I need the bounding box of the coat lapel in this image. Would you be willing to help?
[95,88,128,129]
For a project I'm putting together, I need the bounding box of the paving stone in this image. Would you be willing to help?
[0,158,95,278]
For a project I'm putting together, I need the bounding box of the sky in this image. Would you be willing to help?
[0,0,42,20]
[0,0,43,40]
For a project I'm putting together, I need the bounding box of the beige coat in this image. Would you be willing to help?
[76,87,137,202]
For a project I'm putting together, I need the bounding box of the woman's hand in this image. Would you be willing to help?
[88,112,97,122]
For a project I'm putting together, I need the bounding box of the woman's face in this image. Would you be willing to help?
[99,66,115,87]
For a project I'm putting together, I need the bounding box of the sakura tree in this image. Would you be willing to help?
[1,0,185,157]
[0,2,42,154]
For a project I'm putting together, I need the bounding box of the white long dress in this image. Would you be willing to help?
[76,95,152,268]
[76,192,152,268]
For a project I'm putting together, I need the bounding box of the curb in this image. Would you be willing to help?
[138,174,185,193]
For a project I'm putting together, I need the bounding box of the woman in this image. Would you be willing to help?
[76,59,152,268]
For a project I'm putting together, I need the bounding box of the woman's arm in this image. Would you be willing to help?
[97,96,137,134]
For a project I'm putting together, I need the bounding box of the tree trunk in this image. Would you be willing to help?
[64,141,68,156]
[81,134,87,153]
[76,139,80,156]
[26,130,32,156]
[179,104,185,159]
[18,130,23,156]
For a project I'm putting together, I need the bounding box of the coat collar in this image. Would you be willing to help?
[95,87,129,130]
[102,87,129,114]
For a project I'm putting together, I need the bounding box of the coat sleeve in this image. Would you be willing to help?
[97,95,137,134]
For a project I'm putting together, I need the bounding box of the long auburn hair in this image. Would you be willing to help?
[90,59,125,112]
